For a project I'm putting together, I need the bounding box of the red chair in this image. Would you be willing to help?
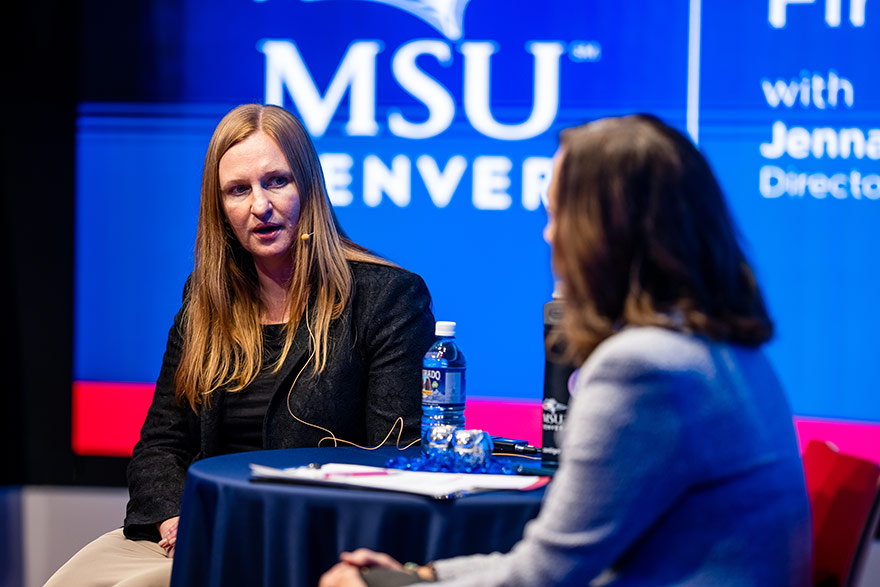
[802,440,880,587]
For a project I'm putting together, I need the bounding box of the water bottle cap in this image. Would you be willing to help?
[435,321,456,336]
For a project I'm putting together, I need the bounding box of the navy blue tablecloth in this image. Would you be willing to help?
[170,447,547,587]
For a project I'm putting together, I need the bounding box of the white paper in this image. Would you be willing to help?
[249,462,549,499]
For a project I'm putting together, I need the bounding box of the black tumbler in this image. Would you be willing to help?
[542,285,576,467]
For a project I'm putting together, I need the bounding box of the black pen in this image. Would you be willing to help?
[516,465,557,477]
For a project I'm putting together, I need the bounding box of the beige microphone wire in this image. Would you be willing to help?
[284,305,420,451]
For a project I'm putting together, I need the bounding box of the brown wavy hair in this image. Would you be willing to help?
[550,114,773,364]
[175,104,388,410]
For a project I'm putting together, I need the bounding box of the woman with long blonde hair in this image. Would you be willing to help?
[47,104,435,586]
[320,115,811,587]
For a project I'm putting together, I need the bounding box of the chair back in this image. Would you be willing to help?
[802,440,880,587]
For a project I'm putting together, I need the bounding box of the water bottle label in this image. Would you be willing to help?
[421,368,465,404]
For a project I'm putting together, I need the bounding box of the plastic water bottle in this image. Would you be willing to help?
[420,321,466,452]
[542,283,576,467]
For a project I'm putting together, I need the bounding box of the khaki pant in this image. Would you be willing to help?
[43,528,173,587]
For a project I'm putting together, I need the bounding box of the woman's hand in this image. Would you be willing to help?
[319,549,435,584]
[319,549,405,586]
[157,516,180,558]
[319,562,368,587]
[339,549,405,571]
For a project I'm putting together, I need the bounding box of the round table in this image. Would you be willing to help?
[170,447,547,587]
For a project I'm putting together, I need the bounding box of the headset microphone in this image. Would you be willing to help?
[301,233,312,242]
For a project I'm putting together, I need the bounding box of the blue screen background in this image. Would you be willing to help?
[75,0,880,423]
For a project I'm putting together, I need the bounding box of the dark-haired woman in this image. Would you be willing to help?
[320,115,811,586]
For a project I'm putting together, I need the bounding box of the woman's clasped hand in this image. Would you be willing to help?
[321,550,434,587]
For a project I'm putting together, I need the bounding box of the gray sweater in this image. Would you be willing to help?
[433,327,812,586]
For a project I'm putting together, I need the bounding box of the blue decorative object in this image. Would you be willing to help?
[387,428,518,474]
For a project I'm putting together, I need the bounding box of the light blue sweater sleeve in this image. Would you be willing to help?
[431,327,811,586]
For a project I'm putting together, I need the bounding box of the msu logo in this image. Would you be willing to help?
[302,0,473,40]
[542,398,568,415]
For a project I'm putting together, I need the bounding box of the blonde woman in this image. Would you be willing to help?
[320,115,811,586]
[47,104,435,586]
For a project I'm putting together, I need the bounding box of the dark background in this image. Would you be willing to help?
[0,0,180,486]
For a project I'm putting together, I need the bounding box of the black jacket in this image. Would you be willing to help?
[123,261,435,540]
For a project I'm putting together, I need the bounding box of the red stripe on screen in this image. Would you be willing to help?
[72,381,880,463]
